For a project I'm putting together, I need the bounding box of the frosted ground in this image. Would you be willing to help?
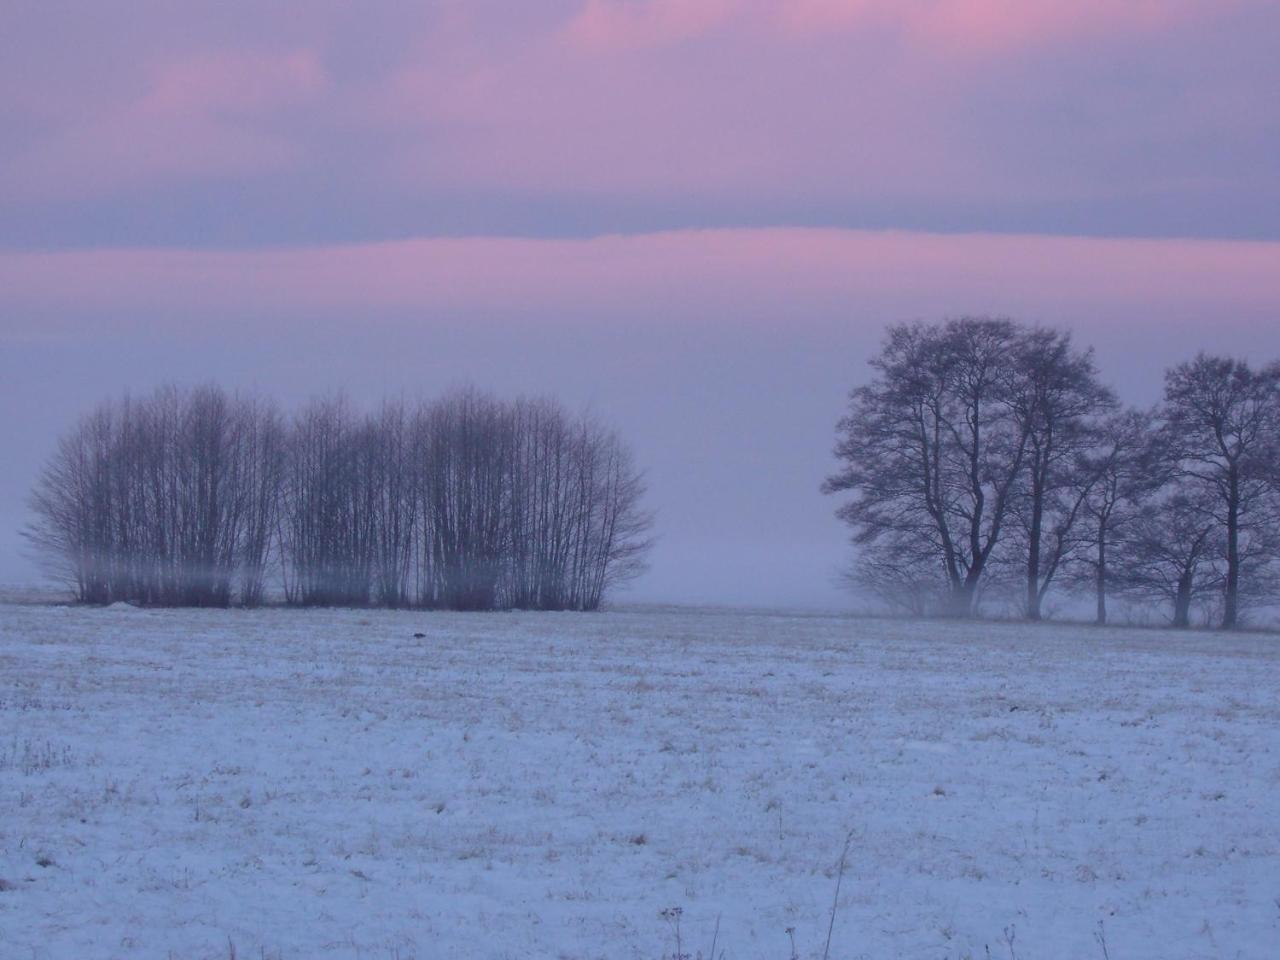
[1,601,1277,960]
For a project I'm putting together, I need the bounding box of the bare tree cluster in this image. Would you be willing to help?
[26,386,284,606]
[28,386,652,611]
[826,318,1280,628]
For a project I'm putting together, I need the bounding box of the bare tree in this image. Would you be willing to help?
[26,404,116,603]
[1157,355,1280,627]
[506,397,573,609]
[1006,328,1116,620]
[841,525,946,616]
[824,318,1030,616]
[413,391,651,611]
[281,395,378,606]
[233,396,286,607]
[368,400,417,607]
[1067,410,1153,624]
[26,385,282,606]
[1116,488,1223,628]
[563,416,653,610]
[413,389,511,610]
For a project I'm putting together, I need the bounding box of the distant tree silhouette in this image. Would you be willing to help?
[1067,410,1152,625]
[26,385,283,606]
[29,385,651,611]
[1115,489,1223,628]
[826,318,1034,616]
[827,322,1280,624]
[1155,355,1280,628]
[1005,327,1116,620]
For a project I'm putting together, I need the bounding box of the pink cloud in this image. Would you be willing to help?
[3,49,325,200]
[376,0,1267,207]
[564,0,741,51]
[385,14,966,199]
[1,1,1270,225]
[766,0,1231,52]
[2,228,1276,342]
[558,0,1234,54]
[140,50,325,116]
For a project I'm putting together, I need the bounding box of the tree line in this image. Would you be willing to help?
[825,317,1280,628]
[26,386,652,611]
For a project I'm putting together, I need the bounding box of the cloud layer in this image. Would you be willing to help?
[3,228,1278,336]
[2,1,1276,246]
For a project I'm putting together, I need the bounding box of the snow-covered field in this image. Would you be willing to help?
[1,600,1277,960]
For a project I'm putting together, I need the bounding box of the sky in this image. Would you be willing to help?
[2,1,1279,608]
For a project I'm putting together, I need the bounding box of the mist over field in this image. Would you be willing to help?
[4,235,1279,611]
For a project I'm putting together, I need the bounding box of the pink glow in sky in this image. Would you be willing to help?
[2,229,1278,338]
[2,0,1276,234]
[1,1,1277,605]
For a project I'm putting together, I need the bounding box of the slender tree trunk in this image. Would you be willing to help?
[1173,570,1193,628]
[1027,488,1043,621]
[1224,471,1240,629]
[1094,525,1107,626]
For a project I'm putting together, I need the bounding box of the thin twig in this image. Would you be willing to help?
[1094,919,1110,960]
[822,829,856,960]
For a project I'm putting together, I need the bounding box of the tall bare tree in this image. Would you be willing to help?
[368,400,417,607]
[281,395,378,606]
[1006,328,1116,620]
[1116,488,1223,628]
[1158,355,1280,628]
[1068,410,1152,625]
[825,318,1030,615]
[414,389,512,610]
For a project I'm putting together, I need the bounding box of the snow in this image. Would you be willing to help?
[1,602,1277,959]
